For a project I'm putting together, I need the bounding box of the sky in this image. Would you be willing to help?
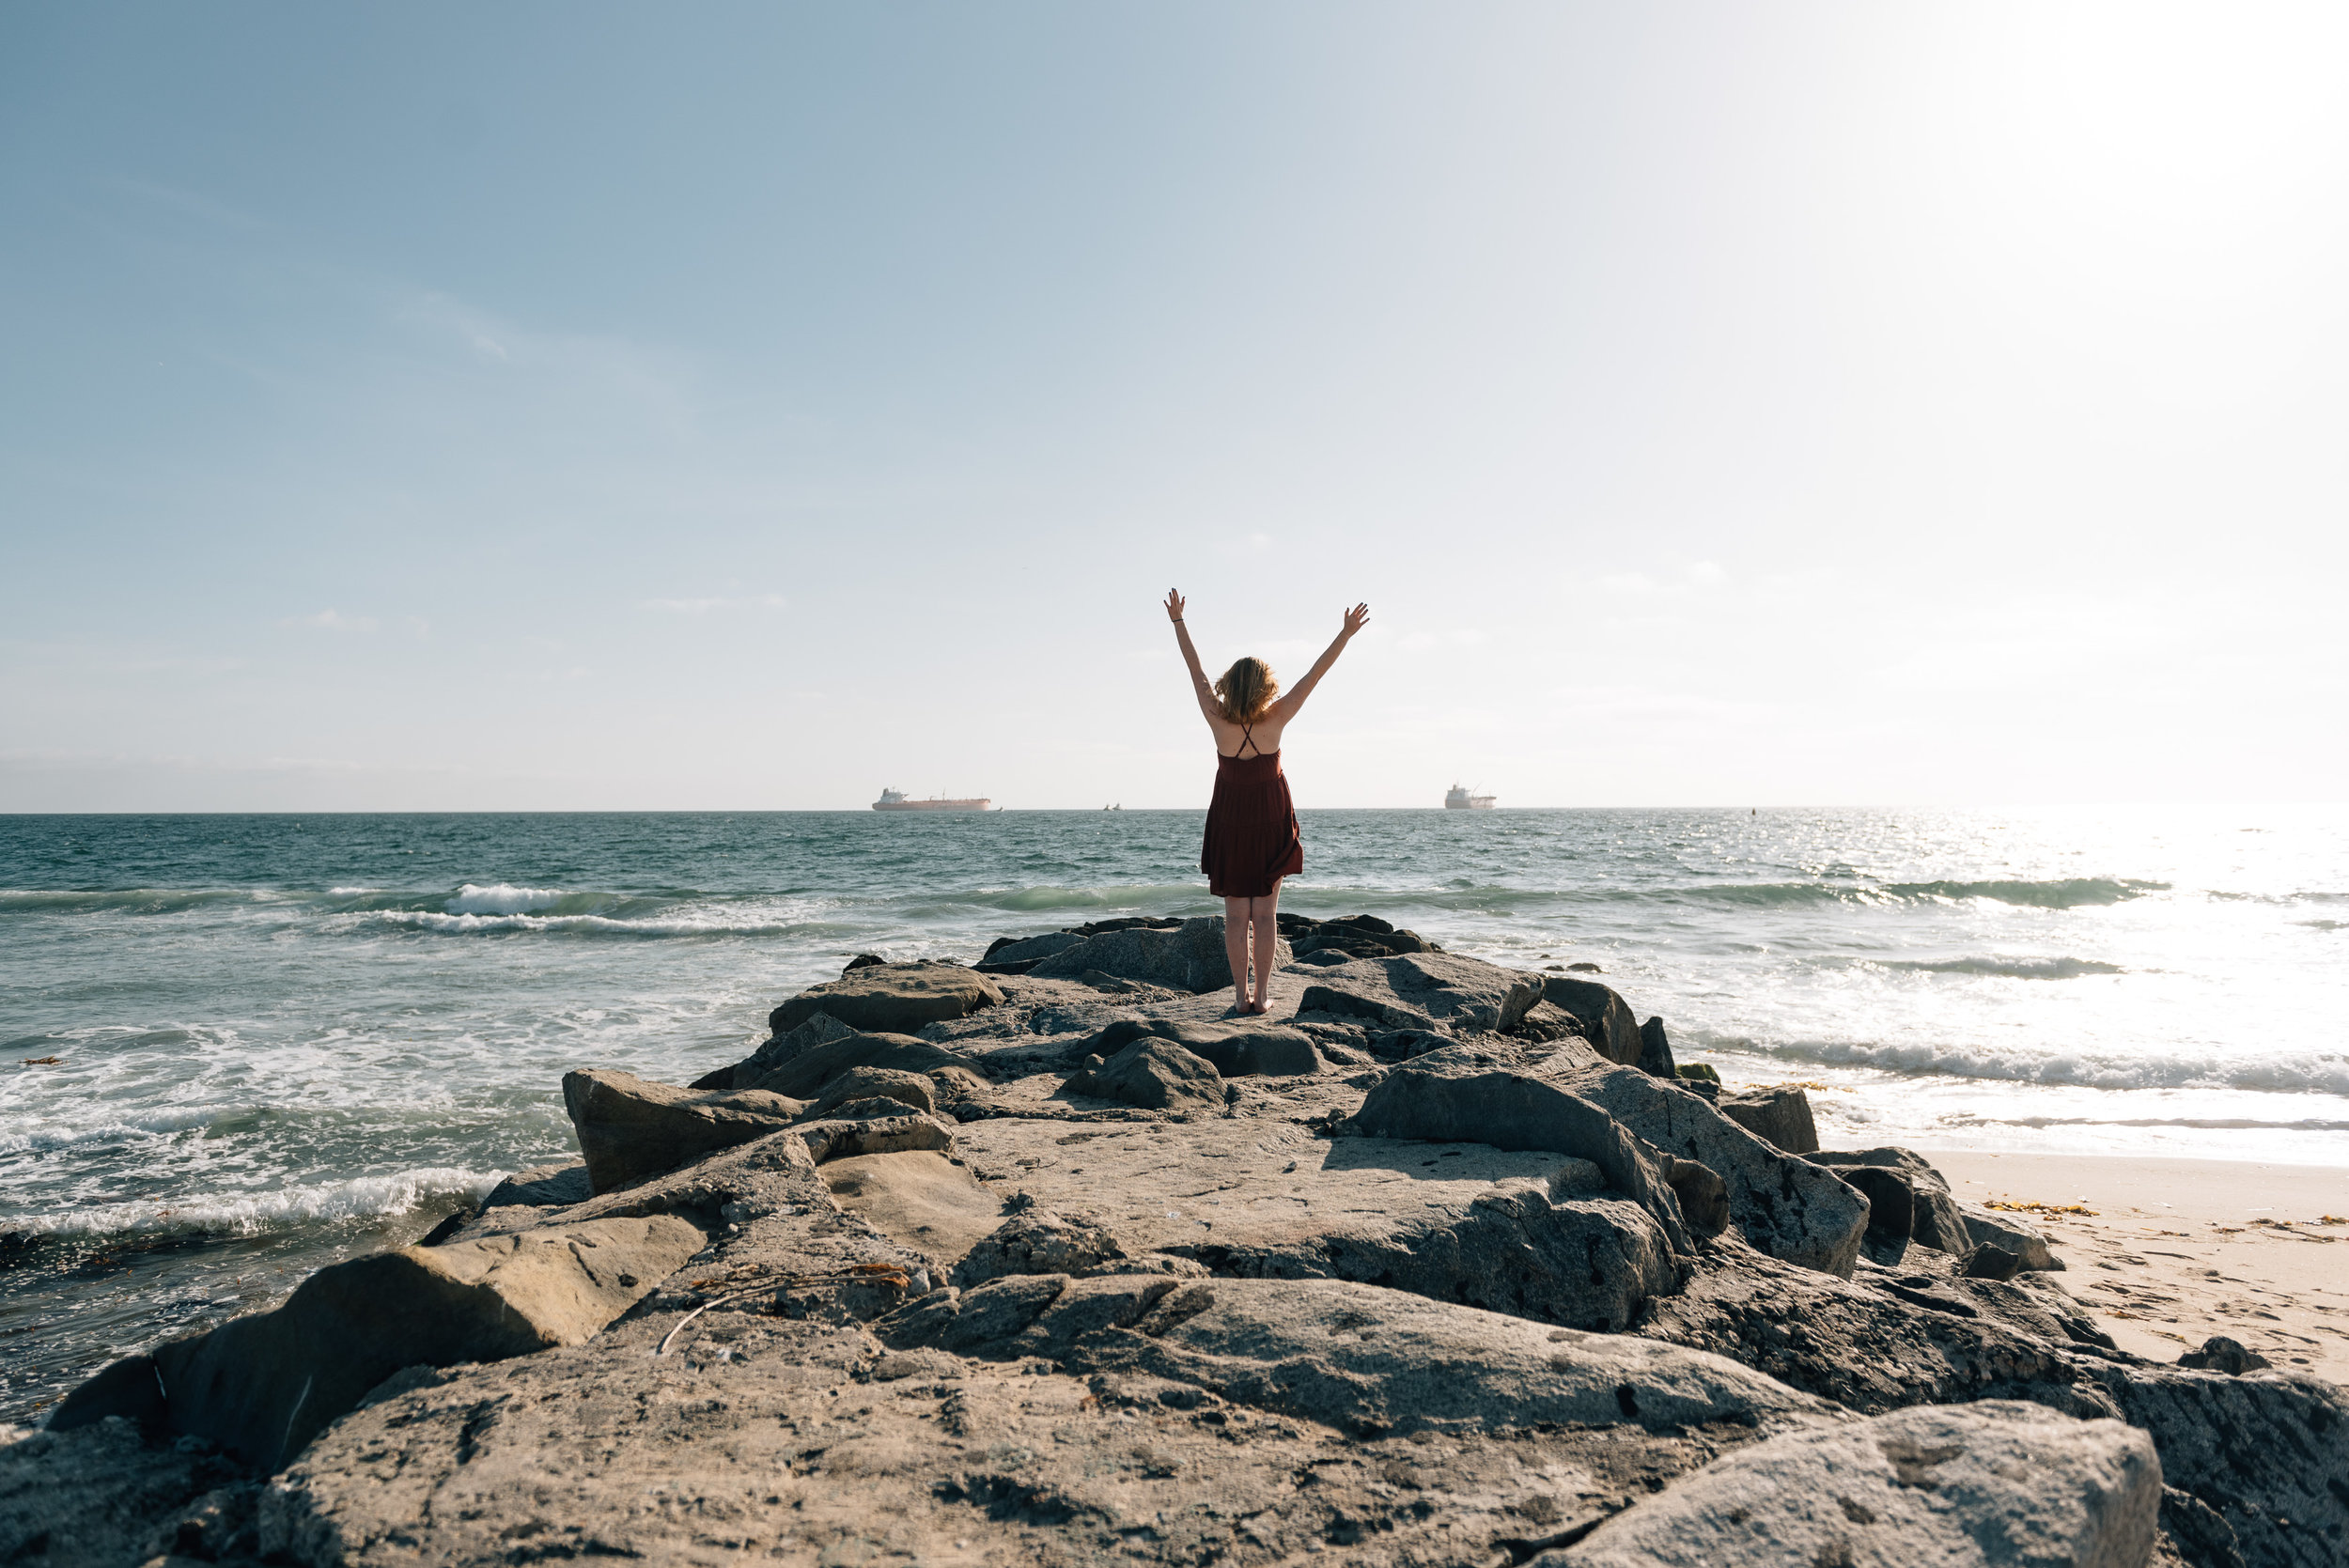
[4,2,2344,811]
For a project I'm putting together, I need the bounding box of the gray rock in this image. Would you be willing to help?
[1284,915,1434,960]
[0,1420,248,1568]
[1810,1147,1973,1258]
[692,1010,858,1091]
[1089,1017,1325,1078]
[1631,1239,2095,1416]
[2176,1336,2269,1375]
[882,1275,1835,1437]
[980,930,1086,967]
[2070,1358,2349,1568]
[1028,916,1284,994]
[769,961,1003,1036]
[1964,1244,2026,1281]
[951,1208,1129,1288]
[1299,952,1544,1033]
[1954,1202,2066,1273]
[1513,999,1594,1045]
[1556,1063,1869,1277]
[1349,1048,1696,1259]
[935,1115,1679,1332]
[741,1030,987,1102]
[1716,1084,1821,1155]
[801,1065,937,1121]
[479,1161,592,1210]
[1551,1400,2160,1568]
[791,1111,958,1166]
[1658,1154,1732,1235]
[50,1214,703,1471]
[1537,975,1644,1065]
[1065,1037,1226,1112]
[1637,1015,1677,1079]
[560,1068,803,1194]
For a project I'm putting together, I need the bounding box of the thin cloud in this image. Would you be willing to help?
[280,610,377,631]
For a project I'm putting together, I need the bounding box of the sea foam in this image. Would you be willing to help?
[0,1166,497,1239]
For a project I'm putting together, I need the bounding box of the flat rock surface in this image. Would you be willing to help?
[260,1212,1778,1568]
[860,1119,1677,1329]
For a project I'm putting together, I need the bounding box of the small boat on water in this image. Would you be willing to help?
[873,787,991,812]
[1445,784,1497,810]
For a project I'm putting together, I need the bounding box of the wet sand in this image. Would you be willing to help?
[1926,1151,2349,1384]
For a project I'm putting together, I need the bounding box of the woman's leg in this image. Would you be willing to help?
[1221,895,1252,1009]
[1248,883,1282,1011]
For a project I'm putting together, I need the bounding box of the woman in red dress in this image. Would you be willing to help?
[1165,589,1370,1015]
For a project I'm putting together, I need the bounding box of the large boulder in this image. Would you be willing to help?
[1537,975,1645,1065]
[1555,1064,1869,1277]
[974,930,1086,970]
[1281,913,1435,959]
[1636,1015,1677,1079]
[801,1065,937,1120]
[1066,1037,1226,1112]
[561,1069,803,1194]
[50,1215,703,1470]
[1028,917,1284,994]
[1298,952,1544,1033]
[1717,1085,1821,1155]
[768,961,1003,1036]
[1956,1200,2066,1273]
[1551,1400,2160,1568]
[1808,1148,1974,1260]
[1349,1043,1694,1258]
[2071,1359,2349,1568]
[480,1161,593,1210]
[741,1031,985,1102]
[691,1011,857,1091]
[1630,1240,2106,1416]
[1088,1017,1324,1078]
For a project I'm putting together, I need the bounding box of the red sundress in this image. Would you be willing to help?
[1200,724,1304,898]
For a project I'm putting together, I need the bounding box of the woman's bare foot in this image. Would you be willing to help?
[1244,1000,1269,1016]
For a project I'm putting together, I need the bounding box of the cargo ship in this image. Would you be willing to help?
[873,788,991,812]
[1444,784,1497,810]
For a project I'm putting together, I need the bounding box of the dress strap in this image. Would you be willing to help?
[1237,724,1261,758]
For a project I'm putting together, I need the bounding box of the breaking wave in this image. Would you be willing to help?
[0,1166,496,1240]
[1878,877,2168,908]
[1720,1034,2349,1096]
[1878,955,2127,980]
[378,908,822,939]
[444,882,567,914]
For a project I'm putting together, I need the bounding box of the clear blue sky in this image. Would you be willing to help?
[5,3,2344,809]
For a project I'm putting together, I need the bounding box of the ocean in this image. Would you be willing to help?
[4,806,2344,1422]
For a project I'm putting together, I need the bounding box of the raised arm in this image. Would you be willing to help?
[1165,588,1221,726]
[1270,602,1369,722]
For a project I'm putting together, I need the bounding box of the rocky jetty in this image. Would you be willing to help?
[11,912,2346,1567]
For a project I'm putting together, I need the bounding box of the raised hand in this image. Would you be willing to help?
[1341,601,1370,638]
[1166,588,1188,623]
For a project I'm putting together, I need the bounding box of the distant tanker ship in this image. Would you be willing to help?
[873,787,992,812]
[1445,784,1497,810]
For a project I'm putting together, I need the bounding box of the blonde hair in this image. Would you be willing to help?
[1214,658,1279,724]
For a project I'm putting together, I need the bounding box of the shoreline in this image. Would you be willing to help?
[1919,1150,2349,1385]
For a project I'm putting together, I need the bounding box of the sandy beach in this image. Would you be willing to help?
[1927,1151,2349,1384]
